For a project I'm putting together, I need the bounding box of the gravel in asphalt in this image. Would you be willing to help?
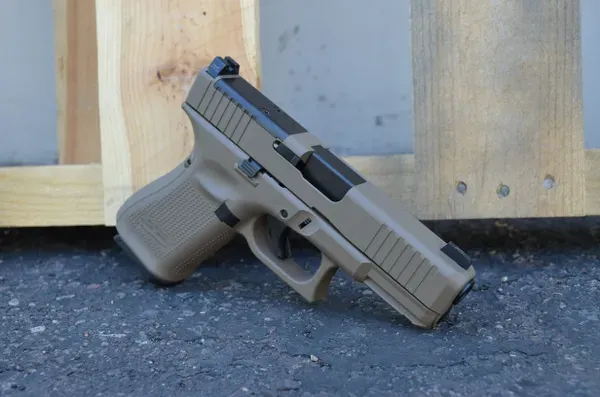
[1,219,599,396]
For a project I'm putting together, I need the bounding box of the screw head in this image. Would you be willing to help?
[280,209,288,218]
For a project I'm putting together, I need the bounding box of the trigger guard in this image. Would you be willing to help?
[265,215,292,260]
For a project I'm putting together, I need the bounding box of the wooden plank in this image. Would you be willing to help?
[0,151,597,228]
[53,0,101,164]
[0,165,104,227]
[412,0,585,219]
[351,151,600,220]
[585,149,600,216]
[345,154,417,216]
[96,0,259,225]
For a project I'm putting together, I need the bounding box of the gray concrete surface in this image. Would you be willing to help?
[260,0,413,156]
[1,220,599,396]
[0,0,58,166]
[2,0,600,164]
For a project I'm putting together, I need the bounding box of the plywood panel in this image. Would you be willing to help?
[96,0,259,225]
[412,0,585,219]
[53,0,101,164]
[0,165,104,227]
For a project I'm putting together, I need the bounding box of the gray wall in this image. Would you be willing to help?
[0,0,598,164]
[0,0,57,166]
[260,0,413,156]
[582,0,600,149]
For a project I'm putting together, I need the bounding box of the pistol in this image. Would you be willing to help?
[114,56,476,328]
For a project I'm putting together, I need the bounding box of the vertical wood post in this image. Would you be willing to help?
[53,0,101,164]
[95,0,259,225]
[411,0,585,219]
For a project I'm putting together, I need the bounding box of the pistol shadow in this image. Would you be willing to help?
[114,237,473,332]
[121,244,439,331]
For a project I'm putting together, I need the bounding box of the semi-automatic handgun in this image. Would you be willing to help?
[114,56,476,328]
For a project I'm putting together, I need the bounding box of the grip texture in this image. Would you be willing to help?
[118,170,235,283]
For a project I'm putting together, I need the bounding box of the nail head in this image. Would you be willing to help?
[543,175,555,190]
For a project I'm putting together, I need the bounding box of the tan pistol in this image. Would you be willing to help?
[114,56,476,329]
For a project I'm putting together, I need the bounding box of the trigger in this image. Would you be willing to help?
[266,215,292,260]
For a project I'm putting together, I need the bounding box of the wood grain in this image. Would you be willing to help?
[412,0,585,219]
[345,154,417,216]
[96,0,259,225]
[350,151,600,220]
[53,0,101,164]
[0,165,104,227]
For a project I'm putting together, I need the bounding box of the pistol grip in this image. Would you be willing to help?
[238,215,338,302]
[114,158,237,284]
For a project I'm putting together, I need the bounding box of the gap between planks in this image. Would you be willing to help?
[1,151,600,227]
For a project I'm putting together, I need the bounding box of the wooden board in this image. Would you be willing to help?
[53,0,101,164]
[350,151,600,220]
[1,149,599,227]
[412,0,586,219]
[0,165,104,227]
[348,150,600,220]
[345,154,417,216]
[95,0,259,225]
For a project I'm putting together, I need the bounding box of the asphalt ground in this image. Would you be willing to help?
[1,218,599,396]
